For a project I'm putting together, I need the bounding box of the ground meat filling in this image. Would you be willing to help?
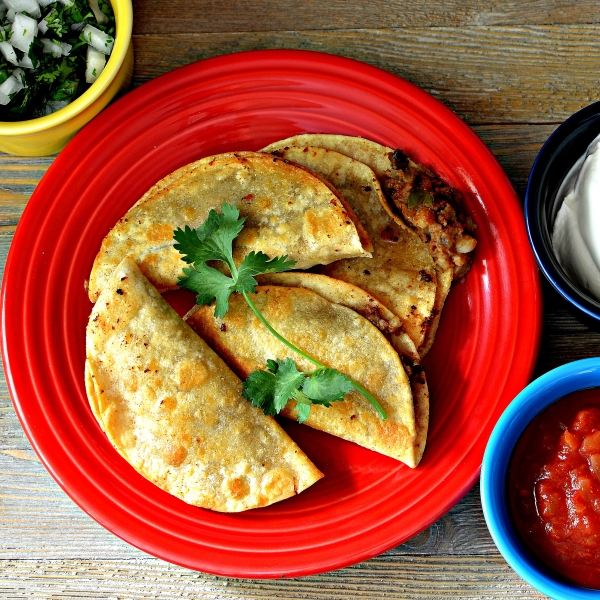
[357,304,401,335]
[381,149,477,280]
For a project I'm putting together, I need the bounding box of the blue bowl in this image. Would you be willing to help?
[525,101,600,321]
[481,358,600,600]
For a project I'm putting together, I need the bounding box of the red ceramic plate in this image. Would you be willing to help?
[1,50,541,578]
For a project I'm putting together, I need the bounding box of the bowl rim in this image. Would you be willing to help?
[524,100,600,321]
[0,0,133,135]
[481,357,600,599]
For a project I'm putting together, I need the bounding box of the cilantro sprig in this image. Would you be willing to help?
[243,359,354,424]
[174,203,387,423]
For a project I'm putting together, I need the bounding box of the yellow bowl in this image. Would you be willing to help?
[0,0,134,156]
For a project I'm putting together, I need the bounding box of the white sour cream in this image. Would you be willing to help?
[552,134,600,301]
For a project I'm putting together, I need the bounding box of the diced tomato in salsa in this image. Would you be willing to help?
[508,389,600,589]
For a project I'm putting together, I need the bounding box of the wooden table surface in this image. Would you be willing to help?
[2,1,600,598]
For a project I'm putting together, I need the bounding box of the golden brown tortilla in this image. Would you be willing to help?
[263,134,476,280]
[85,257,323,512]
[255,271,429,465]
[87,151,372,302]
[186,285,421,467]
[259,143,440,356]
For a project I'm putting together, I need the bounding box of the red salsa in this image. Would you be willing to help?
[508,388,600,589]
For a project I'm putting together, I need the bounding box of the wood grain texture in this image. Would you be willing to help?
[0,558,546,600]
[131,26,600,124]
[131,0,600,33]
[0,379,547,598]
[2,0,599,595]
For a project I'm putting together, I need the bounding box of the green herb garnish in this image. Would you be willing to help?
[0,0,115,121]
[174,203,387,423]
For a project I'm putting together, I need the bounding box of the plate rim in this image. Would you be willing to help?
[0,49,542,578]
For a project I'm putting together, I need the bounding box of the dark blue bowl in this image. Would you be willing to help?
[525,101,600,321]
[481,358,600,599]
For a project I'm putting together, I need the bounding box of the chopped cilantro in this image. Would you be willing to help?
[175,203,387,422]
[0,0,115,121]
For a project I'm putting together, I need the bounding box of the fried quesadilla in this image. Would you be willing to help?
[186,285,421,467]
[262,134,477,280]
[85,257,323,512]
[255,272,429,464]
[259,143,442,356]
[87,151,372,303]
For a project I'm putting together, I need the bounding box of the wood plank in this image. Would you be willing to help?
[131,0,600,33]
[535,279,600,374]
[131,26,600,124]
[0,556,545,599]
[0,420,537,595]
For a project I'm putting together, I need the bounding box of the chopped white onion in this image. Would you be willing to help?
[0,40,18,64]
[69,20,85,31]
[37,16,47,33]
[5,8,15,21]
[12,67,26,81]
[85,45,105,83]
[0,76,19,96]
[39,37,71,56]
[39,36,61,56]
[0,74,25,104]
[10,13,37,52]
[18,52,34,68]
[56,0,72,5]
[88,0,108,25]
[43,99,69,114]
[82,23,113,55]
[3,0,41,19]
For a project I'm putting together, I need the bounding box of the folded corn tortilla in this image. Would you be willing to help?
[87,151,372,302]
[85,257,323,512]
[255,272,429,465]
[260,142,442,356]
[263,133,475,280]
[186,285,420,467]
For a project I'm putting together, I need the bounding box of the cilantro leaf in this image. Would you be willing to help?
[272,358,306,413]
[173,204,245,268]
[242,358,306,416]
[301,368,353,405]
[242,360,351,423]
[242,369,277,416]
[174,203,295,317]
[236,251,296,295]
[178,263,235,318]
[290,390,312,424]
